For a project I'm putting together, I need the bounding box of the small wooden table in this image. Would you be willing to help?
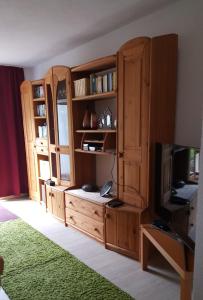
[141,224,194,300]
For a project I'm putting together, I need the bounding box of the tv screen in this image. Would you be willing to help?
[155,143,199,248]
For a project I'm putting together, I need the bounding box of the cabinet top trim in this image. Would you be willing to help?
[71,55,116,73]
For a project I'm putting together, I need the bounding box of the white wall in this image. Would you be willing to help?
[25,0,203,148]
[193,114,203,299]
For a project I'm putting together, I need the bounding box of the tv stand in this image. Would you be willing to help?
[141,224,194,300]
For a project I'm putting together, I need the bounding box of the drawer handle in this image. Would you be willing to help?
[70,216,73,220]
[49,192,51,196]
[94,210,98,215]
[69,201,73,205]
[40,148,44,152]
[40,142,43,145]
[52,193,54,197]
[105,213,110,219]
[94,228,99,232]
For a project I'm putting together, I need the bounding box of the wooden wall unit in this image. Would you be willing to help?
[21,34,178,261]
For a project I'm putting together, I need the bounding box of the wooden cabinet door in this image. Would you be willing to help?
[105,207,140,259]
[118,38,150,208]
[46,185,53,213]
[52,189,65,221]
[21,81,39,200]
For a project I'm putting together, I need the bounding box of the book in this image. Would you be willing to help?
[96,75,103,94]
[90,73,96,95]
[107,72,113,92]
[102,74,108,93]
[113,71,117,91]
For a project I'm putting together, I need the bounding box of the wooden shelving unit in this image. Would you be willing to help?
[76,129,116,133]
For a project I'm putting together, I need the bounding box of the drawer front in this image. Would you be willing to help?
[66,208,104,241]
[65,193,104,222]
[36,138,48,147]
[36,146,48,155]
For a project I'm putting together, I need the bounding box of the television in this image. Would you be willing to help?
[154,143,200,249]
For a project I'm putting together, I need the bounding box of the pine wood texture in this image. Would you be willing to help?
[71,55,116,73]
[20,81,39,200]
[118,37,150,208]
[45,184,66,221]
[141,224,194,300]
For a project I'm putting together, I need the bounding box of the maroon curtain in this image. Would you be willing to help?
[0,66,28,197]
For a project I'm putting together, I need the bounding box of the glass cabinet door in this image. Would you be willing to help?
[59,154,70,181]
[56,80,69,146]
[47,83,55,145]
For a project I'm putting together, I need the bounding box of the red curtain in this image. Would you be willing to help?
[0,66,28,197]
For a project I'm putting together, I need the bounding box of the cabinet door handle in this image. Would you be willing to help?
[105,213,110,219]
[70,216,73,219]
[69,201,73,205]
[94,210,98,215]
[52,193,54,197]
[94,228,99,232]
[49,192,51,196]
[40,142,43,145]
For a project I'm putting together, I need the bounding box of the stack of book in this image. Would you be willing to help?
[37,104,46,117]
[90,70,117,95]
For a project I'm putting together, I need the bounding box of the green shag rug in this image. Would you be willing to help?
[0,219,133,300]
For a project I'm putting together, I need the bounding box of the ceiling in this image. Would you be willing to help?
[0,0,178,67]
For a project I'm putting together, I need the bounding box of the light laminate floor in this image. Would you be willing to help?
[0,198,180,300]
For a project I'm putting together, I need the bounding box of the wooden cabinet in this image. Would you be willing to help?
[118,37,150,208]
[118,35,177,209]
[21,80,50,203]
[45,66,74,187]
[21,81,39,200]
[105,205,145,259]
[45,185,66,221]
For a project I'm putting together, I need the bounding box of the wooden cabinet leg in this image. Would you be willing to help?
[180,275,192,300]
[141,231,150,270]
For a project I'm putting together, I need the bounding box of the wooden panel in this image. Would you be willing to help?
[117,211,139,253]
[118,37,150,208]
[46,185,53,213]
[66,208,104,241]
[105,206,140,259]
[105,208,117,245]
[52,189,65,221]
[150,34,178,144]
[65,193,104,222]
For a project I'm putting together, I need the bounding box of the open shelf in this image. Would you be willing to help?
[33,97,46,102]
[72,91,116,102]
[76,129,116,133]
[75,149,115,156]
[84,140,104,144]
[34,116,46,119]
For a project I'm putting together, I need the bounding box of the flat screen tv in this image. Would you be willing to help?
[154,143,200,250]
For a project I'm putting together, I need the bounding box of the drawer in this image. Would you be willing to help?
[65,193,104,222]
[66,208,104,241]
[36,138,48,147]
[36,146,48,155]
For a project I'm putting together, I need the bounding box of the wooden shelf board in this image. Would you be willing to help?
[76,129,116,133]
[33,97,45,102]
[71,55,116,73]
[34,116,46,119]
[72,91,116,102]
[84,140,104,144]
[75,149,115,156]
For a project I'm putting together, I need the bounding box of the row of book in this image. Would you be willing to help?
[90,71,116,95]
[36,104,46,117]
[73,70,117,97]
[38,124,47,138]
